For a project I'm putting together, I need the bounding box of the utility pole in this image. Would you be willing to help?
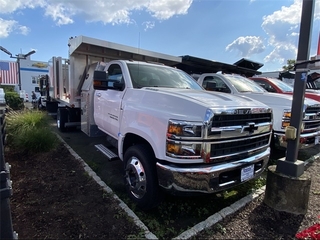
[276,0,315,177]
[0,46,36,90]
[264,0,316,215]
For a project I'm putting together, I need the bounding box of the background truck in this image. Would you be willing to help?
[0,88,5,105]
[249,76,320,102]
[196,73,320,150]
[46,35,273,210]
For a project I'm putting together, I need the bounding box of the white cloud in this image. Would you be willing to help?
[18,25,30,35]
[227,0,320,68]
[44,3,75,25]
[142,21,155,31]
[226,1,303,64]
[57,0,192,24]
[0,0,193,35]
[80,1,134,25]
[263,44,297,64]
[226,36,265,57]
[147,0,192,20]
[0,18,31,38]
[260,0,302,64]
[0,18,17,38]
[0,0,44,37]
[261,0,320,65]
[0,0,46,14]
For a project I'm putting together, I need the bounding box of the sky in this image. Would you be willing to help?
[0,0,319,72]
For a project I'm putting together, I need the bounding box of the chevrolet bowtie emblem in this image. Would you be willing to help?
[241,122,258,134]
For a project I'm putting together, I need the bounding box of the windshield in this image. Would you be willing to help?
[224,75,266,93]
[127,63,203,90]
[268,78,293,92]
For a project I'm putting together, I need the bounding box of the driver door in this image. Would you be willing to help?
[96,63,126,139]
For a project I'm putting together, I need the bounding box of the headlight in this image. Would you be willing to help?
[166,119,204,159]
[167,120,203,139]
[166,141,201,158]
[283,109,291,118]
[282,110,306,130]
[282,109,291,128]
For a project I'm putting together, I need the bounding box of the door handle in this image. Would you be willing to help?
[96,93,101,97]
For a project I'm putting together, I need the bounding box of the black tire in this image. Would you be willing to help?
[57,108,68,132]
[269,131,286,162]
[38,99,43,110]
[124,144,162,210]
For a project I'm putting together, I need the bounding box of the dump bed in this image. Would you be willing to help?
[50,35,182,108]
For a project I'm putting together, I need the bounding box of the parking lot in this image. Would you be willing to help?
[48,115,320,239]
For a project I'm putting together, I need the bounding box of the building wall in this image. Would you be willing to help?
[0,58,49,99]
[19,57,49,99]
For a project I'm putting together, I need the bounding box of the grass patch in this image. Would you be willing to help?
[6,109,58,153]
[123,176,267,239]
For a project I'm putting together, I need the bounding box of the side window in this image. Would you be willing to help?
[106,64,125,90]
[254,80,274,92]
[202,76,216,90]
[203,76,231,93]
[252,80,267,89]
[214,78,231,93]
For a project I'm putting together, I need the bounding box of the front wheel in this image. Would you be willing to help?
[124,144,162,210]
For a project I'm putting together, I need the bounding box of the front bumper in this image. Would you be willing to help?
[274,130,320,149]
[156,148,270,194]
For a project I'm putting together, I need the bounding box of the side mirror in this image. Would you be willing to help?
[113,82,125,91]
[206,82,217,91]
[93,70,108,90]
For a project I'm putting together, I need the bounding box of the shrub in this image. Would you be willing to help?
[5,92,24,110]
[1,85,15,92]
[6,110,58,153]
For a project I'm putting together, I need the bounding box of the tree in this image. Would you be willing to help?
[282,59,296,71]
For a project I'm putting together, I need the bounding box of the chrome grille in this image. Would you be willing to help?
[303,106,320,131]
[208,133,270,163]
[206,110,272,163]
[212,113,272,127]
[305,106,320,114]
[211,134,270,156]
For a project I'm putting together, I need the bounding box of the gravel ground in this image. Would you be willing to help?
[193,154,320,239]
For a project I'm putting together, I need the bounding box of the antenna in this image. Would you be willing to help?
[138,32,141,52]
[137,31,141,85]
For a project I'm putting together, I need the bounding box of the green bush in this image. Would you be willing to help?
[1,85,15,92]
[5,92,24,110]
[6,110,58,153]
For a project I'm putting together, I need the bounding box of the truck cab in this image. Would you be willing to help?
[197,73,320,150]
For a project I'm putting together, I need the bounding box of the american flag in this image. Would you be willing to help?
[0,61,18,85]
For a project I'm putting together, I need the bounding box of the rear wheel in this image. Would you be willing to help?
[38,98,44,110]
[57,108,68,132]
[124,144,162,210]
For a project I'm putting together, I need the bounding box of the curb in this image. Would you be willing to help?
[55,134,158,240]
[55,132,267,239]
[173,186,266,239]
[55,131,319,239]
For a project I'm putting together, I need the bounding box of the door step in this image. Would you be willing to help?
[95,144,119,161]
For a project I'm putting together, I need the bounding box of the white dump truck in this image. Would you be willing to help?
[196,73,320,150]
[47,36,273,210]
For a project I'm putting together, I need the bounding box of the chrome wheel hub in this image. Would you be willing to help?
[125,157,146,199]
